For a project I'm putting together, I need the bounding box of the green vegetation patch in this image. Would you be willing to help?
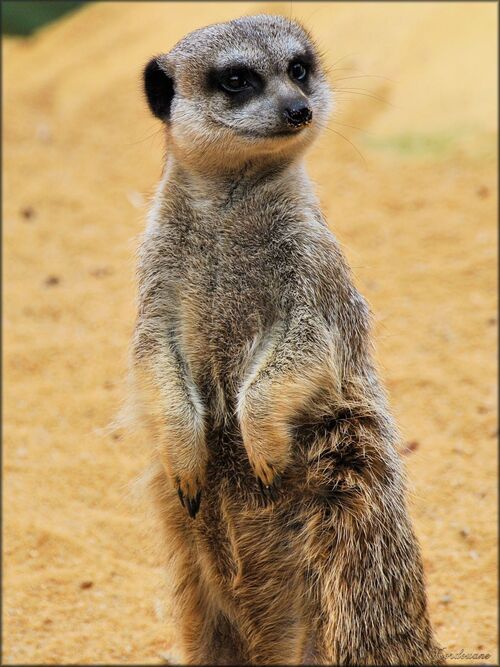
[363,129,497,161]
[2,1,88,35]
[363,132,457,157]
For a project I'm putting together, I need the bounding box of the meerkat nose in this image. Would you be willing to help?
[283,101,313,128]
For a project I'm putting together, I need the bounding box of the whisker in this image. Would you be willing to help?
[330,118,371,135]
[318,123,368,166]
[125,127,164,147]
[333,89,395,107]
[330,67,356,72]
[329,52,360,71]
[331,74,395,84]
[303,4,325,24]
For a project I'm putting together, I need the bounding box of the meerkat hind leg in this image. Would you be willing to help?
[173,565,247,664]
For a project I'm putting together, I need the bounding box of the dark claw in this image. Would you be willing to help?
[186,490,202,519]
[175,478,201,518]
[257,476,281,503]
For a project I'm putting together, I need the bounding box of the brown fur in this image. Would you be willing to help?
[131,15,444,665]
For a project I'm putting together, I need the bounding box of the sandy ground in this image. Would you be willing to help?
[3,2,498,664]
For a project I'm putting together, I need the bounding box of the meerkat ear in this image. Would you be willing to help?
[143,57,174,121]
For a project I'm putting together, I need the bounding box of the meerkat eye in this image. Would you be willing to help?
[289,61,308,82]
[219,69,251,93]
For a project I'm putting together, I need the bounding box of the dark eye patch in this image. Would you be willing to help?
[207,65,264,103]
[299,47,317,72]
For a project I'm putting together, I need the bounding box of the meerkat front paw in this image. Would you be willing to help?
[175,470,203,518]
[158,417,207,518]
[175,470,204,519]
[238,384,292,500]
[247,452,276,482]
[242,432,289,502]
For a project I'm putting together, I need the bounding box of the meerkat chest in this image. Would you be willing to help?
[186,216,282,339]
[175,206,298,389]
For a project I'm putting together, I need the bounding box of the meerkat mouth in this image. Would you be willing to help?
[267,128,307,138]
[213,118,308,140]
[235,126,308,140]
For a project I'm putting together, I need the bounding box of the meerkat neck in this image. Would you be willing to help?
[160,153,313,209]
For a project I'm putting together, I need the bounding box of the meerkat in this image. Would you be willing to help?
[132,14,444,665]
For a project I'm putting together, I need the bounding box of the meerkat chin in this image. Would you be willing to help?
[130,14,444,665]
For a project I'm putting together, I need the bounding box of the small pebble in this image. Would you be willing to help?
[79,580,94,590]
[20,206,35,220]
[44,275,60,287]
[459,527,470,539]
[476,185,490,199]
[401,440,419,455]
[159,649,180,664]
[469,550,479,560]
[439,594,452,605]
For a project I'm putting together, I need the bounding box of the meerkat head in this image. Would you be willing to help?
[144,15,332,173]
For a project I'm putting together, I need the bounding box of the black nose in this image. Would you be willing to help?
[283,102,313,128]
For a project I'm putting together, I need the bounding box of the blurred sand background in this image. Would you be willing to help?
[3,1,498,664]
